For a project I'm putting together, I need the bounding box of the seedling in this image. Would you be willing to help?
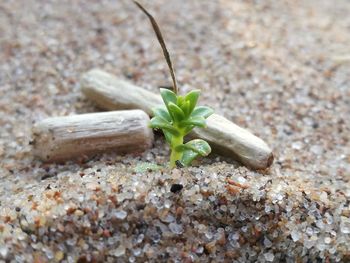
[134,1,214,168]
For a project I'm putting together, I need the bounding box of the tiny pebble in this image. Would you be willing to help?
[169,223,183,234]
[264,252,275,262]
[170,184,183,193]
[114,210,128,220]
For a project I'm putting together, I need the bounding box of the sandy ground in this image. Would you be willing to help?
[0,0,349,262]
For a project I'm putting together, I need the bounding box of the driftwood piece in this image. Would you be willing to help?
[81,69,274,169]
[32,110,153,162]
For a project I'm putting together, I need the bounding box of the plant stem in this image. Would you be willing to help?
[169,135,183,168]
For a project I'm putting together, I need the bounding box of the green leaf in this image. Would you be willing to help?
[160,88,177,108]
[175,139,211,166]
[152,106,171,122]
[180,100,191,117]
[183,125,195,135]
[176,139,211,155]
[184,90,200,114]
[163,130,173,144]
[179,117,206,128]
[191,106,214,119]
[168,102,185,122]
[149,116,180,136]
[176,95,184,106]
[134,162,162,173]
[178,150,197,167]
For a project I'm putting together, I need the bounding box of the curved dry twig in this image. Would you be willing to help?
[133,1,178,94]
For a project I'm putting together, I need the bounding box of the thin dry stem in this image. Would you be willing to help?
[133,1,178,94]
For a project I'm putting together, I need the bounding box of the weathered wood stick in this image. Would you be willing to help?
[81,69,274,169]
[81,70,161,116]
[32,110,154,162]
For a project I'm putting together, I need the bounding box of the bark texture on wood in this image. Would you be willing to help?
[32,110,153,162]
[81,69,162,116]
[191,114,274,169]
[81,69,273,169]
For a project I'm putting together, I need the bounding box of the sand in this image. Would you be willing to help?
[0,0,349,262]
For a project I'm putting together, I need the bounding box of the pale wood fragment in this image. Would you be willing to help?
[81,69,273,169]
[32,110,153,162]
[81,70,161,116]
[191,114,274,169]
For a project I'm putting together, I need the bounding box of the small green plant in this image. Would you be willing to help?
[134,1,214,168]
[151,89,213,167]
